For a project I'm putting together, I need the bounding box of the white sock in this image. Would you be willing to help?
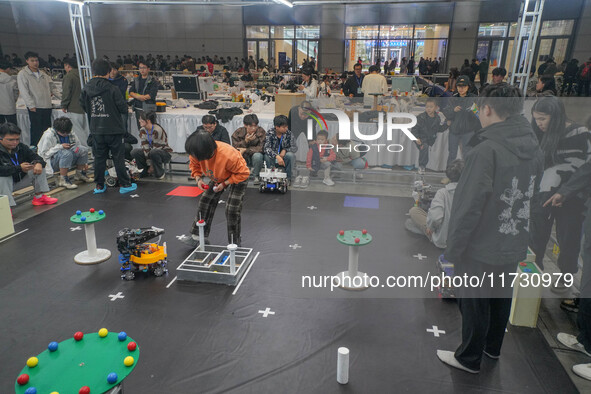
[34,194,42,199]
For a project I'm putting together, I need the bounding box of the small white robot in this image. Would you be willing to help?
[258,162,288,194]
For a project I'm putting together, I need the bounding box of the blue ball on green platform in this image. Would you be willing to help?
[118,332,127,341]
[81,217,86,222]
[25,387,37,394]
[107,372,118,384]
[99,210,104,215]
[48,342,58,352]
[76,210,81,215]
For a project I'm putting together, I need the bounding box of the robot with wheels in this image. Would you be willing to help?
[258,161,288,194]
[105,159,142,187]
[117,226,168,280]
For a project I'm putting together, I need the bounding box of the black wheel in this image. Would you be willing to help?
[259,185,265,193]
[105,176,117,187]
[153,266,164,277]
[124,271,135,281]
[280,184,287,194]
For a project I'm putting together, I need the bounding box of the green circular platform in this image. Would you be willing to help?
[15,331,139,394]
[70,210,106,224]
[336,230,372,246]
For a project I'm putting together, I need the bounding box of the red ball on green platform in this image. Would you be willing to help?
[74,331,84,341]
[127,342,137,351]
[79,386,90,394]
[362,229,367,235]
[17,373,29,385]
[339,230,344,236]
[90,208,95,213]
[354,238,360,243]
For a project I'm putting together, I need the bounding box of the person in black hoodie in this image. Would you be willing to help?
[109,63,130,132]
[437,83,544,374]
[441,76,480,173]
[0,122,57,207]
[80,59,137,194]
[529,97,591,291]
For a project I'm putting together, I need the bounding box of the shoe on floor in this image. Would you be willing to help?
[32,194,58,206]
[75,170,92,183]
[119,183,138,194]
[483,350,500,360]
[557,333,591,357]
[323,177,335,186]
[437,350,479,374]
[253,176,261,186]
[441,177,450,185]
[293,175,303,188]
[356,172,364,179]
[177,234,199,248]
[561,298,579,313]
[93,184,107,194]
[573,363,591,380]
[404,218,424,235]
[156,173,166,180]
[58,175,78,189]
[301,176,310,188]
[418,167,425,175]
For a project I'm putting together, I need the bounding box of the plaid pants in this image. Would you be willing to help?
[191,180,248,244]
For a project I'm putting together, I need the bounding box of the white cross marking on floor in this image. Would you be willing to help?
[426,325,446,337]
[307,205,317,210]
[176,235,189,241]
[108,292,125,301]
[413,253,427,260]
[130,194,139,198]
[258,308,275,318]
[218,200,225,204]
[70,226,82,231]
[289,244,302,250]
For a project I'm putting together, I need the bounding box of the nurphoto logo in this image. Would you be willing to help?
[304,108,418,153]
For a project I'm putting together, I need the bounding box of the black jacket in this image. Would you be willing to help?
[80,77,128,135]
[129,75,159,110]
[342,74,364,97]
[0,143,46,183]
[441,93,481,135]
[445,115,544,266]
[109,75,129,100]
[195,124,231,145]
[412,112,448,146]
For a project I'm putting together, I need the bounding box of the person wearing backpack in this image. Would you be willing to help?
[578,58,591,97]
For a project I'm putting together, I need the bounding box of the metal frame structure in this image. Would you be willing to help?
[508,0,545,94]
[68,1,96,85]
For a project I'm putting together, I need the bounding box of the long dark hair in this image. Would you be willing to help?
[531,96,567,168]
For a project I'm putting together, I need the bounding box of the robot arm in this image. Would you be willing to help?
[117,227,165,256]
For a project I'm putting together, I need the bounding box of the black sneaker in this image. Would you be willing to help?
[561,298,579,313]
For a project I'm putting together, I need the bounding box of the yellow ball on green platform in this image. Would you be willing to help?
[124,356,134,367]
[26,357,38,367]
[98,328,109,337]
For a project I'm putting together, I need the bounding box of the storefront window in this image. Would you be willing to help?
[296,25,320,39]
[379,25,414,39]
[271,26,295,40]
[540,20,574,36]
[414,24,449,39]
[478,23,508,37]
[246,26,269,39]
[346,26,380,39]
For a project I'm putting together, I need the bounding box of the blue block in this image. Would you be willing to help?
[344,196,380,209]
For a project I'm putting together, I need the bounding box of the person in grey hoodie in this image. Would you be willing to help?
[406,159,464,249]
[437,83,544,374]
[17,51,60,146]
[80,59,136,195]
[61,58,89,146]
[0,60,18,125]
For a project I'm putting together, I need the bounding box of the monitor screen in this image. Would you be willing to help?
[173,75,200,93]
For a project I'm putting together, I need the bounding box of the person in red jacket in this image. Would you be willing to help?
[179,131,250,247]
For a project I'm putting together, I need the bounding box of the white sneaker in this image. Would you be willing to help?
[293,175,303,188]
[323,177,335,186]
[418,167,425,175]
[58,175,78,189]
[75,170,92,183]
[573,363,591,380]
[301,176,310,188]
[356,172,364,179]
[557,333,591,357]
[436,350,479,374]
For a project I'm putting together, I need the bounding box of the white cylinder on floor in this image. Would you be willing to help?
[85,223,97,256]
[337,347,349,384]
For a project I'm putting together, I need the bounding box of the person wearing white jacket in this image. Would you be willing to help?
[298,68,318,100]
[405,159,465,249]
[0,60,18,125]
[37,117,91,189]
[361,65,389,108]
[17,51,60,146]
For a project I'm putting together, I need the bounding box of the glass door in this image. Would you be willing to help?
[552,38,569,65]
[537,38,553,63]
[258,41,269,66]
